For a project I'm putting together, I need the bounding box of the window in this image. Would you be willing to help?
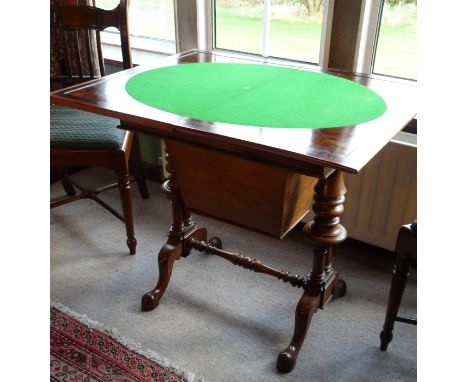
[95,0,417,82]
[213,1,417,80]
[372,0,416,79]
[359,0,417,80]
[214,0,325,64]
[96,0,176,54]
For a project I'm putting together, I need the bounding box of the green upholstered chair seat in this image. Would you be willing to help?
[51,105,125,149]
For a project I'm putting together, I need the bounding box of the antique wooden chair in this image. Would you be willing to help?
[380,220,417,350]
[50,0,149,255]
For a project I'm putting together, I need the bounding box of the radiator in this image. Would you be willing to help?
[303,133,417,251]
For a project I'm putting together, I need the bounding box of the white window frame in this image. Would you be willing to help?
[318,0,335,67]
[197,0,213,51]
[101,32,176,54]
[101,31,175,65]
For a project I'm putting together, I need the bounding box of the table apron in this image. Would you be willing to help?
[119,121,336,179]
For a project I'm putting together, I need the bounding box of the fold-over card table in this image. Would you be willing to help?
[51,50,416,373]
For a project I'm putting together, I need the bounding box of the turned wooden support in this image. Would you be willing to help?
[302,170,347,292]
[160,152,193,242]
[302,170,347,298]
[324,247,333,276]
[187,238,306,288]
[277,170,347,373]
[304,170,347,246]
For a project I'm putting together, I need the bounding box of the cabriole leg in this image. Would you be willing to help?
[277,170,347,373]
[141,147,204,311]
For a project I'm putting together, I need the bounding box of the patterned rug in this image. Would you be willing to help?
[51,304,201,382]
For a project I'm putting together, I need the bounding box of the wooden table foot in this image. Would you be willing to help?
[141,242,183,311]
[333,278,347,299]
[277,291,321,373]
[208,236,222,249]
[141,225,208,312]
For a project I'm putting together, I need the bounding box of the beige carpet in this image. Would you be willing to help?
[51,168,417,382]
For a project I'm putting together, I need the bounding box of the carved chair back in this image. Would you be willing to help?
[51,0,131,88]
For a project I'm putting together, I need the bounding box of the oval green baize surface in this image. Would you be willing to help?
[125,63,386,129]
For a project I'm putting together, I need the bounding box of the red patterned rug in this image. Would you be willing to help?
[51,305,198,382]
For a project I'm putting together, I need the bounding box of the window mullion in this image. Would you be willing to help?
[262,0,271,58]
[174,0,198,52]
[198,0,213,51]
[319,0,335,67]
[356,0,383,74]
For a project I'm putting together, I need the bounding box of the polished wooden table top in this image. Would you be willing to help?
[51,49,417,178]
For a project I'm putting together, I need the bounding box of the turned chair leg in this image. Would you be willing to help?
[129,134,150,199]
[380,223,416,351]
[115,160,136,255]
[380,261,409,350]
